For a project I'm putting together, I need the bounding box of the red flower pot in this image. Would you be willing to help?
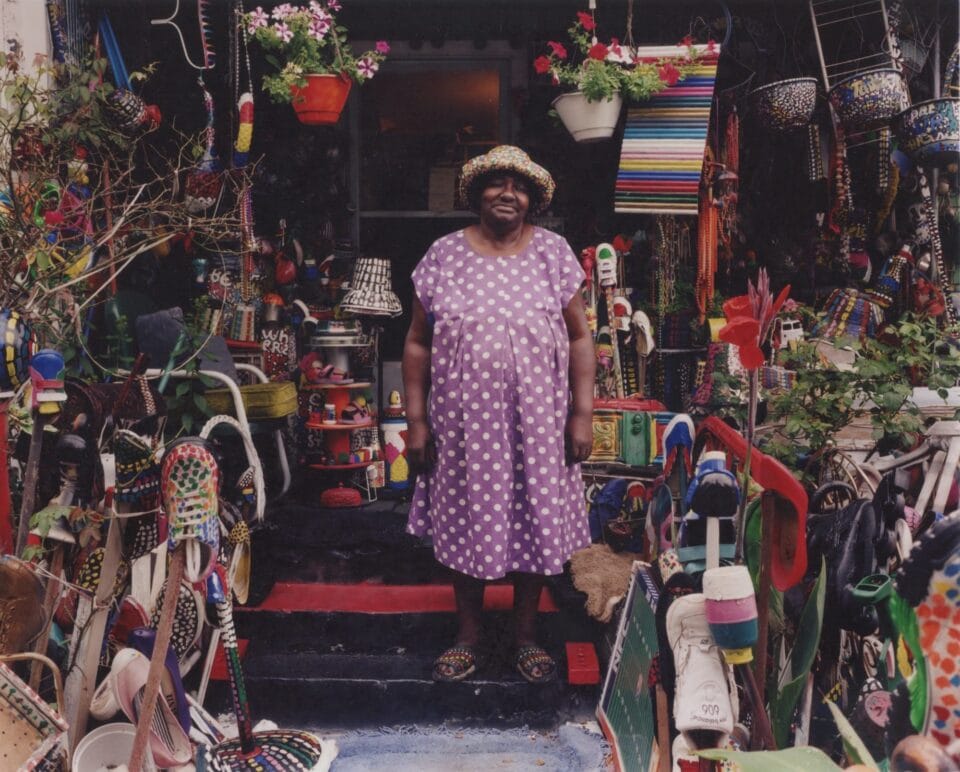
[290,74,352,125]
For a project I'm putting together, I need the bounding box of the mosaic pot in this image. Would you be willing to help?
[893,97,960,167]
[748,77,818,131]
[828,68,909,131]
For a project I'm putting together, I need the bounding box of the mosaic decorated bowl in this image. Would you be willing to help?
[893,97,960,167]
[748,77,819,131]
[828,68,909,131]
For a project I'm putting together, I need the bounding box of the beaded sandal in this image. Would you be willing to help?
[515,645,557,684]
[432,645,478,682]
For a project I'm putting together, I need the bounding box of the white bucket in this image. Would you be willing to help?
[72,723,157,772]
[552,91,623,142]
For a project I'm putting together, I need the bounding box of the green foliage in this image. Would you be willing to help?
[161,298,216,438]
[765,314,960,469]
[827,700,880,770]
[245,4,388,104]
[533,12,701,103]
[697,746,842,771]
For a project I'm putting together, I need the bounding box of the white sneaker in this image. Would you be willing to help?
[666,593,736,750]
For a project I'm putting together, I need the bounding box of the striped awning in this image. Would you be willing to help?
[615,48,720,215]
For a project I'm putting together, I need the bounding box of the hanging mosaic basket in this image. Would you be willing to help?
[747,77,819,132]
[827,68,909,131]
[893,97,960,167]
[552,91,623,143]
[290,74,352,126]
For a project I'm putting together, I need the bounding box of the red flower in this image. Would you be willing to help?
[722,294,751,321]
[577,11,596,31]
[678,35,694,47]
[658,62,680,86]
[612,235,632,254]
[588,42,609,61]
[534,56,552,74]
[718,317,764,370]
[548,41,567,59]
[706,40,717,53]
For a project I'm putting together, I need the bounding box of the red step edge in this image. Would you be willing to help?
[247,582,559,614]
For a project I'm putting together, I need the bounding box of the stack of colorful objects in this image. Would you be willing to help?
[614,46,719,214]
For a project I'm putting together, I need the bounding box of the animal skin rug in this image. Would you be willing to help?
[569,543,643,623]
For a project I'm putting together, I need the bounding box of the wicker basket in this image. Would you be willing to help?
[0,654,68,771]
[205,381,298,420]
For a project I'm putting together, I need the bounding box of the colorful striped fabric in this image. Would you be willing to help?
[615,47,720,214]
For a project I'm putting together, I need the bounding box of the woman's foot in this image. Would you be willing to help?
[432,644,478,682]
[515,644,557,684]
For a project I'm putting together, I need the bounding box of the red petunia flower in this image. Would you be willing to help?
[577,11,596,31]
[548,41,567,59]
[678,34,694,47]
[706,40,717,53]
[658,62,680,86]
[588,42,609,61]
[533,56,552,74]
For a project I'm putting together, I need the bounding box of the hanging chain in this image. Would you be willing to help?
[624,0,635,51]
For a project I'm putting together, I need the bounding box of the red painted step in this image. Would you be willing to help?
[250,582,559,614]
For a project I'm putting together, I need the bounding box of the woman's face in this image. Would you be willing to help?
[477,173,532,229]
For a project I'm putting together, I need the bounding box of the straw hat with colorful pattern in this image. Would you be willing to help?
[458,145,555,215]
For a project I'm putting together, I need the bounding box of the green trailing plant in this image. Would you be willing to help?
[765,313,960,473]
[534,9,703,103]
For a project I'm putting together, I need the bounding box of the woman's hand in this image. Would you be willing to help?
[564,413,593,465]
[406,418,436,474]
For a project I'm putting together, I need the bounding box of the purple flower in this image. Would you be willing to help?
[327,0,342,10]
[309,18,331,40]
[272,3,296,19]
[375,40,390,54]
[248,7,269,31]
[356,55,379,79]
[274,21,294,43]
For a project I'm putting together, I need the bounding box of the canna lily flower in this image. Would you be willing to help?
[718,268,790,371]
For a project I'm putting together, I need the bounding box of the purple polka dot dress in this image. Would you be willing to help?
[407,227,590,580]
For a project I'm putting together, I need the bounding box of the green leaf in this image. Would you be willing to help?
[192,393,210,414]
[827,700,879,769]
[697,746,842,771]
[182,412,194,433]
[175,381,191,397]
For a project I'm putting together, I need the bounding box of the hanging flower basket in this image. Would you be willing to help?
[552,91,623,143]
[290,74,353,125]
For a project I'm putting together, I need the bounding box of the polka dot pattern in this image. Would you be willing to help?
[407,227,589,580]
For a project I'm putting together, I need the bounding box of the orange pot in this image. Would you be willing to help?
[290,73,352,125]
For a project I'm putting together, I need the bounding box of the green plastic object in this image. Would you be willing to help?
[852,573,892,605]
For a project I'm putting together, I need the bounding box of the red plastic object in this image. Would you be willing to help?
[695,416,808,591]
[565,642,601,685]
[290,74,352,125]
[211,638,249,681]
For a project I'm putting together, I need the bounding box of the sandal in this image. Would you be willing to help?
[432,645,478,682]
[515,645,557,684]
[319,367,353,385]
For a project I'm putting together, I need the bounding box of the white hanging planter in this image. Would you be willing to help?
[552,91,623,142]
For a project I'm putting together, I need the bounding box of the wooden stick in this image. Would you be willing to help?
[739,662,777,750]
[0,400,13,554]
[656,683,671,772]
[15,413,45,556]
[754,490,775,711]
[129,545,184,772]
[29,545,64,691]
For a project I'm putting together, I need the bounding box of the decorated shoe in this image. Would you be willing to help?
[161,437,221,583]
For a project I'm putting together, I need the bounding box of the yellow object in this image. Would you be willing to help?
[708,317,726,342]
[205,381,298,420]
[720,646,753,665]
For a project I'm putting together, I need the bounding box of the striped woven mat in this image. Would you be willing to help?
[614,47,720,215]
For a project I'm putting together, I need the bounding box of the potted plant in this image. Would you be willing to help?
[244,3,389,125]
[533,9,702,142]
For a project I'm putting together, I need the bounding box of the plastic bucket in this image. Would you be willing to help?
[72,722,157,772]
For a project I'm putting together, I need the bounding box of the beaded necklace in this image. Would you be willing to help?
[917,170,957,324]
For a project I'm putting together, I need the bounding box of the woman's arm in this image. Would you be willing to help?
[562,292,595,464]
[402,296,435,472]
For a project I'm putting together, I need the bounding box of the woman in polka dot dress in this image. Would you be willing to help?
[402,146,595,683]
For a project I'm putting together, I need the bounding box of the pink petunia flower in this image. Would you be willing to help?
[309,18,331,40]
[577,11,595,31]
[375,40,390,54]
[248,7,269,31]
[274,21,294,43]
[548,41,567,59]
[357,56,379,79]
[272,3,295,20]
[327,0,341,10]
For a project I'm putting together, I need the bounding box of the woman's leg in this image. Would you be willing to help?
[512,572,546,646]
[453,571,485,646]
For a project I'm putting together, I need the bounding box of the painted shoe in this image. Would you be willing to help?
[662,414,695,500]
[161,437,221,583]
[595,243,618,287]
[128,626,190,733]
[666,593,736,750]
[685,450,739,520]
[112,647,193,768]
